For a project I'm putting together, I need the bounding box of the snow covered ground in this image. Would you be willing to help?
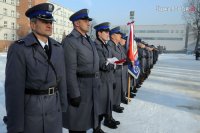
[0,53,200,133]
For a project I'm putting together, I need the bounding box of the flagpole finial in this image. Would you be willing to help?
[127,21,135,25]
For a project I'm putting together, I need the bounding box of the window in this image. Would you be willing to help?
[140,37,183,41]
[11,10,15,17]
[135,30,169,33]
[4,34,8,40]
[12,34,15,40]
[11,0,14,5]
[3,8,7,15]
[11,22,15,29]
[16,0,20,6]
[4,21,7,28]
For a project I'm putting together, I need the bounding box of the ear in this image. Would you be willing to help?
[30,21,36,30]
[74,20,80,27]
[97,31,101,37]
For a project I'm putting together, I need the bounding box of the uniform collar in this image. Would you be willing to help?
[71,29,89,39]
[23,33,60,47]
[95,38,106,45]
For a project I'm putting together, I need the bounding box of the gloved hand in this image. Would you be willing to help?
[113,83,116,89]
[3,116,7,124]
[70,96,81,107]
[123,58,132,65]
[106,57,118,65]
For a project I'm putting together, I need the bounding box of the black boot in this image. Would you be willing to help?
[111,116,120,125]
[126,92,136,98]
[132,87,138,93]
[104,116,118,129]
[121,97,128,104]
[113,105,123,113]
[136,84,141,88]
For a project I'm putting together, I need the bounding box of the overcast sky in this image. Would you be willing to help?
[51,0,187,25]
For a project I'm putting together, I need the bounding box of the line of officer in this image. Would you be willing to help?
[132,38,159,93]
[62,9,100,133]
[94,22,120,132]
[5,3,67,133]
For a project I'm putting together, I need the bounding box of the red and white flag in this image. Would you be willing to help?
[127,22,140,79]
[127,22,138,63]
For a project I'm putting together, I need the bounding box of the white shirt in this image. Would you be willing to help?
[38,39,49,49]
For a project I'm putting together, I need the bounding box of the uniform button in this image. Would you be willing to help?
[58,109,60,112]
[45,113,47,116]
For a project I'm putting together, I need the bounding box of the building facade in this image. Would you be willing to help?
[0,0,73,52]
[121,24,195,52]
[51,2,73,42]
[0,0,18,51]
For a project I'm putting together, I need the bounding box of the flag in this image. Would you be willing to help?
[127,22,140,79]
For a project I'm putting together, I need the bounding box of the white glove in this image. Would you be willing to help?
[106,57,118,65]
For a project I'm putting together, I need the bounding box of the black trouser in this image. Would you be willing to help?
[93,114,105,131]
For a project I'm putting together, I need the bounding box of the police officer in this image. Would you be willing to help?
[119,33,129,103]
[62,9,100,133]
[134,38,146,91]
[94,22,119,131]
[5,3,67,133]
[108,26,126,113]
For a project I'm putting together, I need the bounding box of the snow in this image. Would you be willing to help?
[0,53,200,133]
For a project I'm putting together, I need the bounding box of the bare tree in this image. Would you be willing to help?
[88,19,97,41]
[183,0,200,50]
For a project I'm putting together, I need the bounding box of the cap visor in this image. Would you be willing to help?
[37,17,55,22]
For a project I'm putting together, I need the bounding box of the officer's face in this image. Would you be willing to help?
[120,38,126,46]
[31,19,53,38]
[141,43,146,48]
[99,31,109,42]
[114,33,122,43]
[75,19,90,33]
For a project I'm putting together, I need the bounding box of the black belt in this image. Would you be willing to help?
[77,72,99,78]
[25,87,58,95]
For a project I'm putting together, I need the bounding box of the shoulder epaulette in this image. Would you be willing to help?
[15,39,25,44]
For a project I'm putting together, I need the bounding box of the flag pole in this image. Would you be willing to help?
[127,21,135,103]
[127,11,135,103]
[127,74,131,103]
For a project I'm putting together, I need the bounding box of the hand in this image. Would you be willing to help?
[70,96,81,107]
[3,116,7,124]
[113,83,116,89]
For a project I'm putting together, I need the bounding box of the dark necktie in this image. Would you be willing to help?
[117,45,121,52]
[44,45,49,58]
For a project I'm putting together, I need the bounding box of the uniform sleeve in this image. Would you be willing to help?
[57,48,68,112]
[5,44,26,133]
[62,38,80,99]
